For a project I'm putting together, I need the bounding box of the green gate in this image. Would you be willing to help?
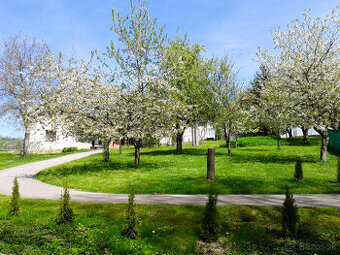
[328,129,340,153]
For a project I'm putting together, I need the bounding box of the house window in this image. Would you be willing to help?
[46,130,57,142]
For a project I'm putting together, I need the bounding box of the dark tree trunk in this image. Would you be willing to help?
[287,129,293,140]
[103,140,111,162]
[314,127,329,161]
[227,132,232,155]
[277,135,281,150]
[319,129,328,162]
[119,139,122,156]
[22,128,30,156]
[176,130,184,154]
[134,146,140,166]
[133,139,142,166]
[235,135,238,148]
[301,127,309,141]
[223,124,232,155]
[207,147,216,180]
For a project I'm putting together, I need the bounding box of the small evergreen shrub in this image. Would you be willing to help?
[62,147,78,153]
[56,183,73,225]
[9,177,20,216]
[122,186,139,239]
[199,189,219,243]
[337,156,340,183]
[282,185,299,237]
[294,157,303,182]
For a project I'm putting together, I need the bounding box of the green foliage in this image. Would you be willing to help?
[62,147,78,153]
[122,186,139,239]
[337,156,340,183]
[199,188,219,243]
[282,185,299,237]
[294,156,303,182]
[56,183,73,225]
[9,177,20,216]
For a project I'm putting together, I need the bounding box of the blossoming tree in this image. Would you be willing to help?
[0,34,57,155]
[257,8,340,160]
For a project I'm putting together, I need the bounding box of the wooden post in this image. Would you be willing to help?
[207,147,216,180]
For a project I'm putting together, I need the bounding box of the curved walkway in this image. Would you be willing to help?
[0,151,339,209]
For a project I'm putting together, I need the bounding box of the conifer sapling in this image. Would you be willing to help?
[282,185,299,237]
[9,177,20,216]
[122,185,139,239]
[56,183,73,225]
[199,188,219,243]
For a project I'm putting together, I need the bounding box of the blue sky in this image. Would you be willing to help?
[0,0,338,138]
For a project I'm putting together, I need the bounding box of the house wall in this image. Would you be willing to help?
[281,127,319,138]
[160,125,215,145]
[28,122,91,154]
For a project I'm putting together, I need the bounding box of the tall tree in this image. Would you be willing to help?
[0,34,57,156]
[257,8,340,160]
[54,62,120,162]
[212,56,251,155]
[162,36,215,153]
[103,0,170,165]
[253,78,294,149]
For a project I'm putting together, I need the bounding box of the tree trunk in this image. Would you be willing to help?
[277,135,281,150]
[119,139,122,156]
[134,145,140,166]
[176,130,184,154]
[227,132,232,155]
[314,127,329,161]
[287,128,293,140]
[133,139,142,166]
[223,125,232,155]
[103,140,111,162]
[320,135,329,162]
[207,147,216,180]
[301,127,309,141]
[235,135,238,148]
[22,128,30,156]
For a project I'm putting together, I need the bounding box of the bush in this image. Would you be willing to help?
[282,185,299,237]
[337,156,340,183]
[199,189,219,243]
[294,157,303,182]
[56,183,73,225]
[62,147,78,153]
[122,186,139,239]
[9,177,20,216]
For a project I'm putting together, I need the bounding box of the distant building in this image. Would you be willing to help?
[27,121,92,153]
[160,125,215,145]
[281,127,319,138]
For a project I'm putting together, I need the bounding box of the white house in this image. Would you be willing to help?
[27,121,92,154]
[281,127,319,138]
[160,125,215,145]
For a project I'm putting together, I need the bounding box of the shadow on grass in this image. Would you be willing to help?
[141,147,225,156]
[39,159,173,176]
[228,152,318,164]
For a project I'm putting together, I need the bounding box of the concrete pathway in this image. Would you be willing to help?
[0,151,339,208]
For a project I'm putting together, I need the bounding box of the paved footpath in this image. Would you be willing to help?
[0,151,339,208]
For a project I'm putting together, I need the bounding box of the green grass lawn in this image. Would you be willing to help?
[37,136,340,195]
[0,150,90,170]
[0,196,338,254]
